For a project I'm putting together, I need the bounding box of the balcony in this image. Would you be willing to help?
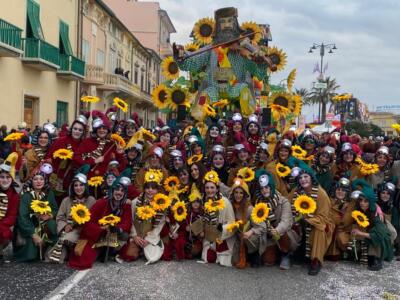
[57,54,85,81]
[98,73,141,97]
[84,64,105,85]
[0,19,23,57]
[22,38,59,71]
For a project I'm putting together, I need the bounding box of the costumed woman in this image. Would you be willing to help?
[366,146,400,189]
[0,153,20,261]
[312,145,335,194]
[201,170,235,266]
[13,164,58,262]
[185,185,204,259]
[68,175,132,269]
[245,114,262,155]
[332,142,361,183]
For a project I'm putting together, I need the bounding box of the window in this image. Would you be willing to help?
[82,39,90,63]
[59,20,73,55]
[134,69,138,84]
[140,74,144,90]
[26,0,44,39]
[56,101,68,127]
[96,49,105,67]
[109,48,116,73]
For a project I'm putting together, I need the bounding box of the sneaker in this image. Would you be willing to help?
[279,255,291,270]
[308,259,321,275]
[115,255,124,264]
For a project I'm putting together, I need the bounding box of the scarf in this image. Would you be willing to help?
[203,193,222,226]
[0,193,8,220]
[136,195,163,228]
[256,193,279,223]
[33,146,47,161]
[82,138,108,160]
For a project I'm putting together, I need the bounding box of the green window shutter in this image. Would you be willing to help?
[56,101,68,127]
[27,0,43,39]
[59,21,73,55]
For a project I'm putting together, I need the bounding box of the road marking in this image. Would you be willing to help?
[47,269,90,300]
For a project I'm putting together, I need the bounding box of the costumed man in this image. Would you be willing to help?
[254,170,300,270]
[253,142,273,169]
[289,167,335,275]
[174,7,274,119]
[201,170,235,266]
[326,178,355,260]
[0,153,20,261]
[13,164,58,262]
[349,182,394,271]
[46,113,89,197]
[119,169,166,264]
[245,114,262,154]
[68,175,132,270]
[73,110,125,178]
[47,169,96,263]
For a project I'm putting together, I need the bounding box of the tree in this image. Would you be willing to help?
[294,88,311,106]
[308,77,340,122]
[344,121,384,137]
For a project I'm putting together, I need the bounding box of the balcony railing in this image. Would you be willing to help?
[103,73,140,96]
[59,54,85,77]
[84,64,104,84]
[0,18,22,50]
[23,38,59,67]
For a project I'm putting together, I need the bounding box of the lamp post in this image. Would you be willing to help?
[309,43,337,122]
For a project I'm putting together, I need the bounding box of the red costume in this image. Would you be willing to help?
[161,212,187,261]
[0,187,20,245]
[68,198,132,270]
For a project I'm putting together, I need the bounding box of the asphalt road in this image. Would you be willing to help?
[43,259,400,300]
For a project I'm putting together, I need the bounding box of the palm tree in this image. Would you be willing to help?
[308,77,340,122]
[294,88,311,106]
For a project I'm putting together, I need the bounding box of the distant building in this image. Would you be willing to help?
[368,112,400,136]
[102,0,176,59]
[334,97,369,123]
[0,0,85,129]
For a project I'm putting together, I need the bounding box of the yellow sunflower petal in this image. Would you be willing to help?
[276,163,291,178]
[293,195,317,215]
[53,148,74,160]
[151,84,169,109]
[113,97,129,113]
[351,210,370,228]
[161,56,180,80]
[172,201,187,222]
[267,46,287,72]
[241,21,262,44]
[70,204,91,225]
[81,95,100,103]
[251,203,270,223]
[193,18,215,45]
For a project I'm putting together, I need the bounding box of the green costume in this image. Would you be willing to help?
[369,216,394,262]
[13,190,58,262]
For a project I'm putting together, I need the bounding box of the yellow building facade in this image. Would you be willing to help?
[368,112,400,136]
[0,0,84,130]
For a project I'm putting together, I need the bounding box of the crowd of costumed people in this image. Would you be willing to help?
[1,7,399,276]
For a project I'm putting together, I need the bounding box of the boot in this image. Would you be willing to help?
[308,258,321,276]
[249,252,261,268]
[368,257,383,271]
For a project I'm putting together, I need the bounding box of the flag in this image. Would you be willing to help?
[313,62,319,73]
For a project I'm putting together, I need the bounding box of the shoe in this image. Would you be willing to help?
[250,253,261,268]
[279,255,291,270]
[115,255,124,264]
[308,259,321,275]
[368,257,383,271]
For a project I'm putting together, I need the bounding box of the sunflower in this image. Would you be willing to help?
[204,170,220,184]
[53,148,73,160]
[351,210,370,228]
[187,154,203,165]
[267,46,287,72]
[291,145,307,160]
[88,176,104,187]
[166,86,189,110]
[113,97,128,113]
[212,99,229,108]
[204,198,225,213]
[70,204,91,225]
[151,84,169,109]
[164,176,180,192]
[287,69,297,92]
[193,18,215,45]
[251,203,270,224]
[241,21,262,44]
[237,167,255,182]
[184,43,200,52]
[98,214,121,226]
[81,95,100,103]
[355,156,365,166]
[270,92,293,110]
[360,163,380,176]
[30,200,52,215]
[172,201,187,222]
[141,127,157,141]
[276,163,291,177]
[4,132,25,142]
[391,123,400,134]
[151,193,172,211]
[291,94,302,116]
[304,154,315,161]
[136,205,156,221]
[202,104,216,118]
[161,56,180,80]
[226,220,243,233]
[110,133,126,148]
[293,195,317,215]
[177,185,189,194]
[145,169,163,184]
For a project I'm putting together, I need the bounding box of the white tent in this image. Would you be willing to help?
[311,122,338,133]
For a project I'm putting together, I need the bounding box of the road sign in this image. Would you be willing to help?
[315,82,327,89]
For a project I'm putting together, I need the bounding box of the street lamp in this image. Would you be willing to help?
[308,42,337,123]
[308,42,337,80]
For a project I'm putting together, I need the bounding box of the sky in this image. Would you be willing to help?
[147,0,400,118]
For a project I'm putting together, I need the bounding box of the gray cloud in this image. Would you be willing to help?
[151,0,400,112]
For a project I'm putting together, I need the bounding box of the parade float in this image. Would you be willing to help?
[151,6,302,131]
